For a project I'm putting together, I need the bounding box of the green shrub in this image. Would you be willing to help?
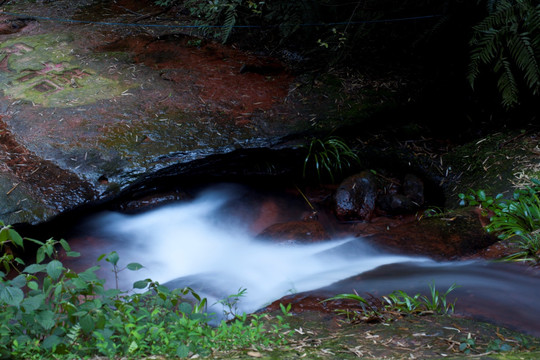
[0,223,292,359]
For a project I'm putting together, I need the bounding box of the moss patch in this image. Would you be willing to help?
[0,34,129,107]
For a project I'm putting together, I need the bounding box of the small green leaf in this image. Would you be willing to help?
[46,260,64,281]
[477,190,486,201]
[128,340,138,353]
[0,228,9,243]
[36,247,45,264]
[59,239,70,252]
[106,251,119,266]
[27,281,39,291]
[66,251,80,258]
[127,262,143,271]
[133,279,151,289]
[8,229,23,248]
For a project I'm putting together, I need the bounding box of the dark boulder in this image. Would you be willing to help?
[403,173,424,206]
[334,171,378,221]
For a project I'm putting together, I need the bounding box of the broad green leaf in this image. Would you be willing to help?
[23,263,47,274]
[37,310,55,330]
[8,229,23,247]
[11,274,26,288]
[127,262,143,271]
[21,294,46,312]
[103,288,122,298]
[133,280,150,289]
[72,278,88,290]
[0,286,24,306]
[42,335,61,350]
[80,314,95,334]
[46,260,64,281]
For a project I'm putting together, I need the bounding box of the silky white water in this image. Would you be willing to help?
[83,185,427,315]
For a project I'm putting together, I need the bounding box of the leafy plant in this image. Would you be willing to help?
[0,227,292,359]
[459,179,540,263]
[468,0,540,108]
[487,339,514,352]
[459,333,476,354]
[216,286,247,319]
[384,282,459,315]
[301,136,360,183]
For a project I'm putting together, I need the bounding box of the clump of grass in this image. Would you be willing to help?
[324,282,459,323]
[301,135,360,183]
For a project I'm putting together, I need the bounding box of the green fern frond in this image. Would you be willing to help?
[496,56,520,107]
[221,7,237,43]
[469,0,540,108]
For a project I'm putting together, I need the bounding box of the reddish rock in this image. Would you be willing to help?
[256,219,330,243]
[357,209,498,259]
[334,171,378,221]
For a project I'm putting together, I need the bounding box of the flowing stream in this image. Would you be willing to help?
[68,184,540,335]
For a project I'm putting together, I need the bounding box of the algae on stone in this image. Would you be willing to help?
[0,33,130,107]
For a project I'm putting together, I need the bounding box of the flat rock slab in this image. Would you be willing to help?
[0,2,315,224]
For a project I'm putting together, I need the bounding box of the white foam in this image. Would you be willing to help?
[91,186,426,315]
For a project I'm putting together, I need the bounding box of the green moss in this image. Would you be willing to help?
[0,34,130,107]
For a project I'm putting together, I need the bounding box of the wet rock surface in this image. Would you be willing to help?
[353,209,498,259]
[334,171,378,221]
[0,1,316,224]
[256,219,330,244]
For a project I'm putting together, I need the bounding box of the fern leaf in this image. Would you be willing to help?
[496,56,520,107]
[469,0,540,107]
[221,7,237,43]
